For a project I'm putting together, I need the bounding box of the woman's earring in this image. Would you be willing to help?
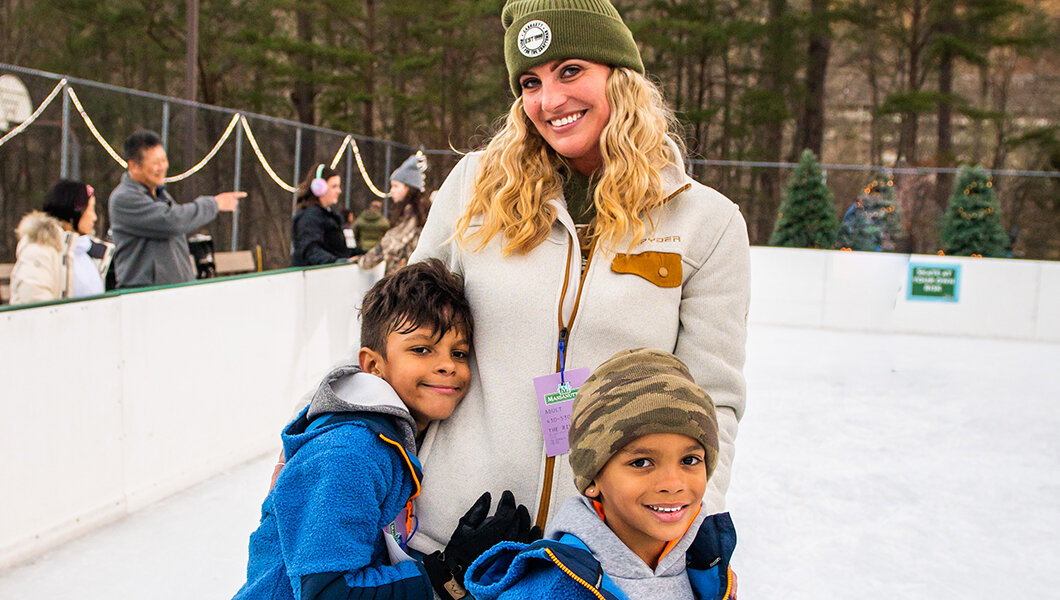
[585,486,597,497]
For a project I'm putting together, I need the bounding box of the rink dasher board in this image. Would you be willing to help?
[0,263,382,569]
[748,247,1060,343]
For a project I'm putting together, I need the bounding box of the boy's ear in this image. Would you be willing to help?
[358,347,385,376]
[584,482,600,499]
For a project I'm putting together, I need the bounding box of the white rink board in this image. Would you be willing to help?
[1036,261,1060,340]
[1,297,126,568]
[0,263,382,568]
[749,247,1059,342]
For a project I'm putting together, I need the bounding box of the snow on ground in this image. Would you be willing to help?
[2,324,1058,599]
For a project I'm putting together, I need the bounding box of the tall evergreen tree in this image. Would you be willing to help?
[770,149,838,248]
[793,0,833,159]
[929,0,1030,213]
[939,165,1008,256]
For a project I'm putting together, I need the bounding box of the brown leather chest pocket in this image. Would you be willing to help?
[611,251,682,287]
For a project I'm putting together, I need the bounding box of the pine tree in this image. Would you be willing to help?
[939,165,1008,257]
[770,149,838,249]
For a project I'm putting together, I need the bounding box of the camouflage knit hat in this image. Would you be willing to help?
[568,348,719,494]
[502,0,644,96]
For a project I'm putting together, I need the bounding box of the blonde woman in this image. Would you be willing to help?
[406,0,750,582]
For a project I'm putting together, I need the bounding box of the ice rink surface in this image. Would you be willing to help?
[2,323,1058,599]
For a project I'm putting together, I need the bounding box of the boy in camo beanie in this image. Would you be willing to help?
[568,347,720,493]
[464,348,735,598]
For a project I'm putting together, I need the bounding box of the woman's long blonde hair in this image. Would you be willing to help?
[454,68,683,255]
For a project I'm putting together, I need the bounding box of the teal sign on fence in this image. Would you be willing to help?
[907,263,960,302]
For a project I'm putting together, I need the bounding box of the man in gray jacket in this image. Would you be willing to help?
[108,130,245,288]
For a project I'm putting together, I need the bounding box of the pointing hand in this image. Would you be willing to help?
[215,191,247,211]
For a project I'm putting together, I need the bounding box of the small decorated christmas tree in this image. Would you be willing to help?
[939,166,1008,257]
[836,175,904,251]
[770,149,838,249]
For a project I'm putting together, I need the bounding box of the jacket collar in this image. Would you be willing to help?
[121,171,168,199]
[15,211,67,252]
[305,365,419,455]
[550,137,691,252]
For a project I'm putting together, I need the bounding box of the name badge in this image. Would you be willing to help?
[533,367,591,457]
[383,504,408,546]
[381,505,414,564]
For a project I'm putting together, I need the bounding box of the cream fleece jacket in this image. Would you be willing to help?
[406,141,750,554]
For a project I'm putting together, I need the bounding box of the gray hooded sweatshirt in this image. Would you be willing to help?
[545,496,708,600]
[305,365,419,456]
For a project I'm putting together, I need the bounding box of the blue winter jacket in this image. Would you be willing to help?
[233,368,433,600]
[465,512,737,600]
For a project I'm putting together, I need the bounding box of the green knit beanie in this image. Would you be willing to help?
[502,0,644,96]
[568,348,719,494]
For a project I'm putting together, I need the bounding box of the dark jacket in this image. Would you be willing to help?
[108,172,218,288]
[291,204,352,266]
[233,367,433,600]
[353,209,390,251]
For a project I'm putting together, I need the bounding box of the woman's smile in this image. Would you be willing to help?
[548,111,586,128]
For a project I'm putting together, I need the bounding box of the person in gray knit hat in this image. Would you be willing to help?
[356,153,431,275]
[390,154,426,193]
[464,347,736,600]
[404,0,750,584]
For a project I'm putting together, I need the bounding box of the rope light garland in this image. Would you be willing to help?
[165,113,241,182]
[239,115,297,192]
[863,206,897,219]
[349,137,388,198]
[3,81,399,198]
[962,180,993,195]
[957,206,996,219]
[0,78,67,149]
[329,135,351,169]
[67,87,128,168]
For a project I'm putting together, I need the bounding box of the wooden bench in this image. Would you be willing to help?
[214,249,260,276]
[0,263,13,305]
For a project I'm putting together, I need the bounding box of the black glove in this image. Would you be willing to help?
[423,491,538,599]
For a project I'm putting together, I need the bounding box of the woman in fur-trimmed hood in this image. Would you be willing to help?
[10,180,113,305]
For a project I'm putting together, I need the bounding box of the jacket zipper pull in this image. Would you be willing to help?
[558,327,568,384]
